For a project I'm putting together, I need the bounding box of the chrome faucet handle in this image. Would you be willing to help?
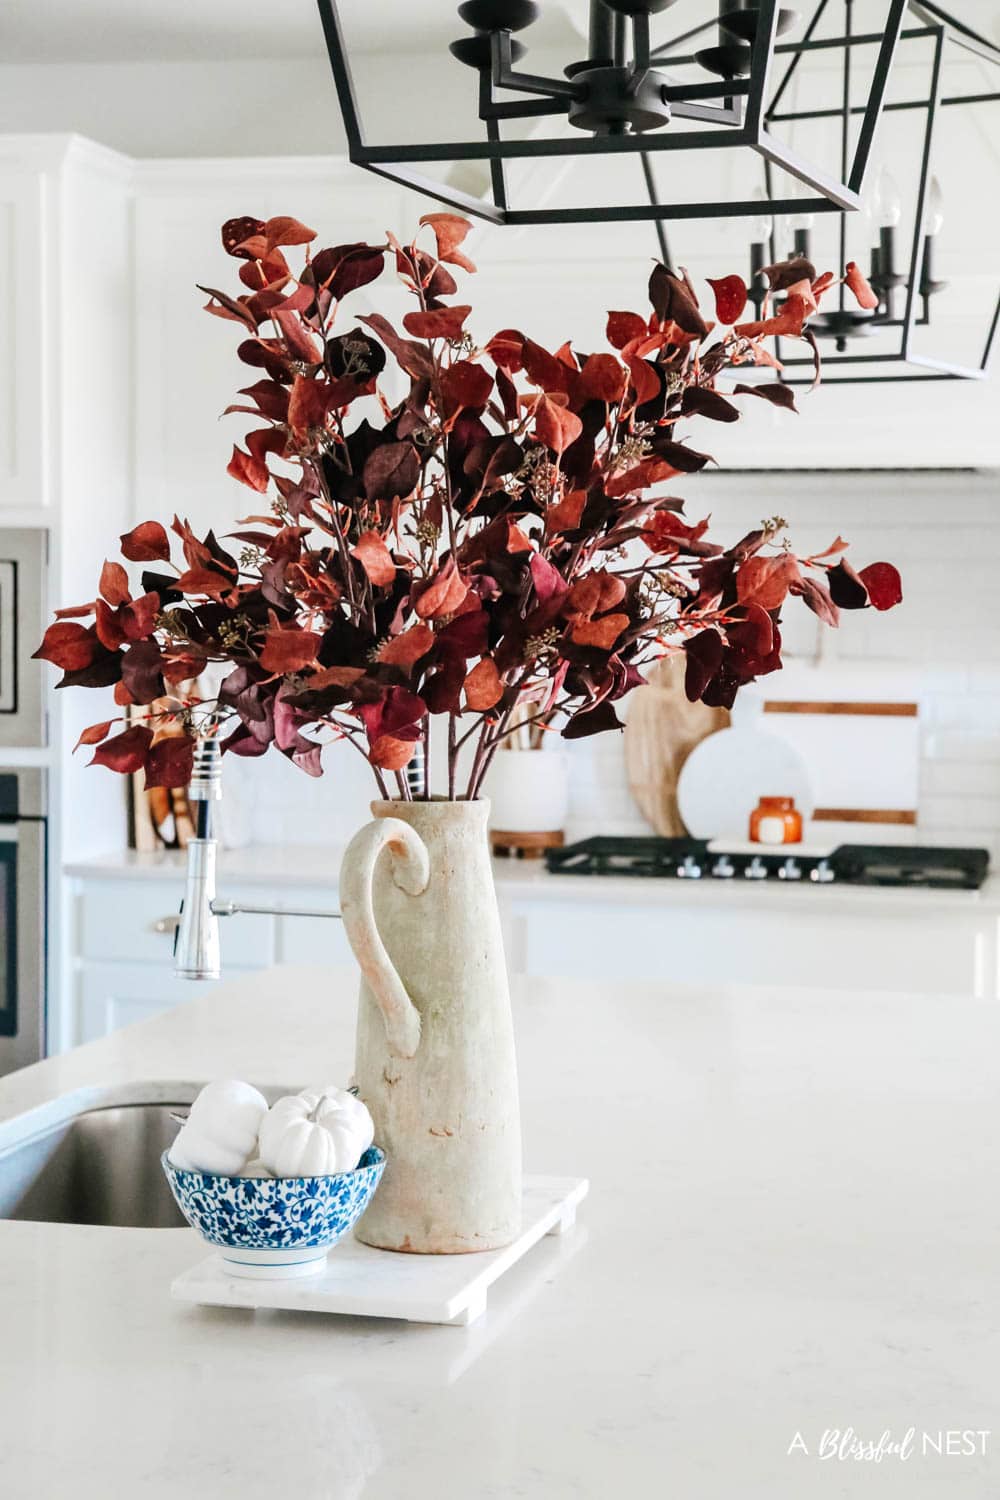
[174,732,223,980]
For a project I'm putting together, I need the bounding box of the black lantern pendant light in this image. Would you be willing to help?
[754,0,1000,382]
[316,0,909,228]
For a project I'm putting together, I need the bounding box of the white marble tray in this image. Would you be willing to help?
[171,1175,588,1326]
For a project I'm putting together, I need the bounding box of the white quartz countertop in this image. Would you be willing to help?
[1,967,999,1497]
[65,843,1000,915]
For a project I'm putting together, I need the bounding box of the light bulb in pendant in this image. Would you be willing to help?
[925,175,944,237]
[875,167,902,228]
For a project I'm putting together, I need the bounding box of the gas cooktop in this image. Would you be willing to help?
[545,838,990,890]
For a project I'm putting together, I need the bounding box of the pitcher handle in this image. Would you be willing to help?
[339,817,430,1059]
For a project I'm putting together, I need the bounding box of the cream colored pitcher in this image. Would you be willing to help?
[339,799,522,1253]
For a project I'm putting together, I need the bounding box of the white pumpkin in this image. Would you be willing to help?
[257,1084,375,1178]
[168,1079,268,1175]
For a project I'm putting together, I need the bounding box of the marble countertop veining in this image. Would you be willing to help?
[0,966,999,1498]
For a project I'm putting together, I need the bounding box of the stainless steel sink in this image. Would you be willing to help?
[0,1100,191,1228]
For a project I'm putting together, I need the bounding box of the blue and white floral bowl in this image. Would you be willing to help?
[162,1146,386,1280]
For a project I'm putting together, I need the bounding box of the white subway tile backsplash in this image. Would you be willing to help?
[564,471,1000,852]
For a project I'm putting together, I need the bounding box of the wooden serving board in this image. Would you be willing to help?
[624,655,730,837]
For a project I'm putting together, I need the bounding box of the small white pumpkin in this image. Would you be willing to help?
[168,1079,268,1175]
[257,1084,374,1178]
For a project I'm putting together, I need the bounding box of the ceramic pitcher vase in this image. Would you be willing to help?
[339,799,522,1253]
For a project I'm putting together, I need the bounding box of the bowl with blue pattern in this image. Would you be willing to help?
[161,1146,386,1279]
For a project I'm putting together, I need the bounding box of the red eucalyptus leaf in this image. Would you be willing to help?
[99,560,131,607]
[227,444,270,492]
[681,387,740,424]
[378,623,434,668]
[625,354,661,408]
[259,625,322,674]
[199,285,257,332]
[706,275,748,325]
[89,724,153,775]
[367,734,417,770]
[413,558,468,620]
[120,522,170,564]
[464,656,503,711]
[571,612,629,650]
[845,261,879,311]
[605,457,680,499]
[144,734,196,790]
[73,720,115,753]
[420,213,476,273]
[358,313,435,382]
[261,215,316,252]
[791,574,840,627]
[351,530,397,587]
[327,246,386,301]
[222,217,266,258]
[733,381,798,412]
[606,310,647,350]
[684,629,724,702]
[858,561,902,611]
[759,256,816,292]
[577,353,626,404]
[362,442,420,501]
[236,380,290,422]
[734,293,812,340]
[440,360,493,416]
[534,395,583,456]
[545,489,587,536]
[530,552,567,604]
[521,339,575,397]
[274,309,321,366]
[736,553,801,610]
[648,265,709,337]
[568,571,626,618]
[827,558,869,610]
[402,305,471,340]
[121,592,160,642]
[562,700,624,739]
[33,622,98,671]
[485,328,525,373]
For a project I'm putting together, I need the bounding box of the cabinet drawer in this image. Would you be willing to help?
[75,960,256,1044]
[75,880,275,967]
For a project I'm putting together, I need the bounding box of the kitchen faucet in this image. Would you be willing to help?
[173,734,343,980]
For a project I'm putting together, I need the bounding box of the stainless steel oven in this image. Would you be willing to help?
[0,770,47,1074]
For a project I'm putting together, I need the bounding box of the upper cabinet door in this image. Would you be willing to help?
[0,171,47,511]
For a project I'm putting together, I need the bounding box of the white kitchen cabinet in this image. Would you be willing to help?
[0,163,46,511]
[505,895,999,998]
[67,857,1000,1045]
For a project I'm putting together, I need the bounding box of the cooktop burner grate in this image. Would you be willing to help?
[545,838,990,890]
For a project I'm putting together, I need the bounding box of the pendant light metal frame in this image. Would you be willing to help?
[764,1,1000,383]
[316,0,908,227]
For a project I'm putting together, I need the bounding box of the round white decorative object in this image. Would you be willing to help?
[676,727,814,841]
[486,749,570,834]
[168,1079,269,1176]
[257,1085,375,1178]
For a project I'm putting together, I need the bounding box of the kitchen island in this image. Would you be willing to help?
[1,967,998,1499]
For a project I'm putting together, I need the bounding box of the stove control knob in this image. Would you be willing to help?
[678,854,703,879]
[744,856,769,880]
[778,857,802,881]
[711,856,736,879]
[810,859,835,884]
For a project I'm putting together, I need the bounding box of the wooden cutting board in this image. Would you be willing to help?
[624,655,731,836]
